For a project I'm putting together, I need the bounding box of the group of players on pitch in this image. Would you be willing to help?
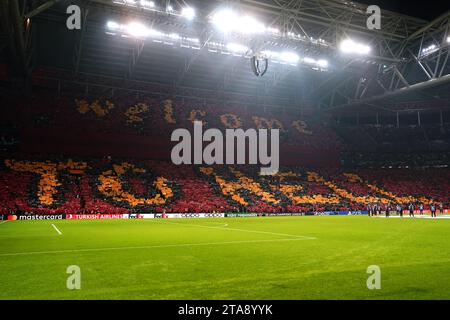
[367,203,444,218]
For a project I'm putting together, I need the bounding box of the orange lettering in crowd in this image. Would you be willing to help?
[292,120,312,135]
[220,113,243,129]
[342,172,431,204]
[200,167,280,206]
[125,103,150,123]
[252,116,285,131]
[189,109,207,125]
[163,99,176,124]
[199,167,420,207]
[75,98,318,135]
[278,184,340,205]
[75,99,114,117]
[5,159,87,205]
[97,162,173,207]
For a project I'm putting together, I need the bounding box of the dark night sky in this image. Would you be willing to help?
[355,0,450,21]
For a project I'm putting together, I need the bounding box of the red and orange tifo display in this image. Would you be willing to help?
[0,158,448,215]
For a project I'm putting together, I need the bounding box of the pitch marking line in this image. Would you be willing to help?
[51,223,62,235]
[158,220,316,240]
[201,221,229,227]
[0,221,8,225]
[373,215,450,219]
[0,238,311,257]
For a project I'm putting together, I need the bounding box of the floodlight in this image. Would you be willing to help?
[317,59,328,68]
[340,39,371,55]
[261,50,279,59]
[266,27,279,34]
[140,0,154,7]
[280,52,299,64]
[126,22,150,37]
[359,45,371,54]
[447,36,450,43]
[422,44,438,55]
[303,57,316,64]
[226,43,248,54]
[212,10,265,34]
[339,39,353,52]
[186,37,199,43]
[107,21,120,30]
[148,29,163,37]
[182,7,195,20]
[169,33,180,40]
[166,5,173,12]
[212,9,238,33]
[237,16,265,34]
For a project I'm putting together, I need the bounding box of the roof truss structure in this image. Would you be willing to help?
[1,0,449,112]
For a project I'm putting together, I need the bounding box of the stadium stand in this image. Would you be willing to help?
[0,91,448,216]
[1,156,448,215]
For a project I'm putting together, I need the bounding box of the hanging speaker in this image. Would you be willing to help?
[251,56,268,77]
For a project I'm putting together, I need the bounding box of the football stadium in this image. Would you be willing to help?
[1,0,450,304]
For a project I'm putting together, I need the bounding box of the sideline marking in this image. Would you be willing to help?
[52,223,62,235]
[0,238,312,257]
[0,221,8,225]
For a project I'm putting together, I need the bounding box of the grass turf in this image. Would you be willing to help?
[1,216,450,300]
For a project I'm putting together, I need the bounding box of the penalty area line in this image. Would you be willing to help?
[158,220,316,240]
[51,223,62,235]
[0,238,312,257]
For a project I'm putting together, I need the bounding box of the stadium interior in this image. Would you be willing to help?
[1,0,450,217]
[2,0,450,302]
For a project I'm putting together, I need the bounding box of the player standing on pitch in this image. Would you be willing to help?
[396,204,402,217]
[431,204,437,218]
[408,203,414,218]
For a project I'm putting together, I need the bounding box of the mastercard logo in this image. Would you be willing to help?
[7,215,17,220]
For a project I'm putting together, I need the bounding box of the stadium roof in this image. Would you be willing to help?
[1,0,450,112]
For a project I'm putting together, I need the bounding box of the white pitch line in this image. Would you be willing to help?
[0,221,8,225]
[51,223,62,235]
[0,238,312,257]
[203,221,229,227]
[373,215,450,219]
[159,220,316,240]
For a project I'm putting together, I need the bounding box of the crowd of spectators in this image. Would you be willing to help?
[0,155,448,215]
[1,92,343,150]
[1,91,449,216]
[341,151,450,168]
[336,123,450,154]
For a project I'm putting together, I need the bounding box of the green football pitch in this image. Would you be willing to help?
[1,216,450,300]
